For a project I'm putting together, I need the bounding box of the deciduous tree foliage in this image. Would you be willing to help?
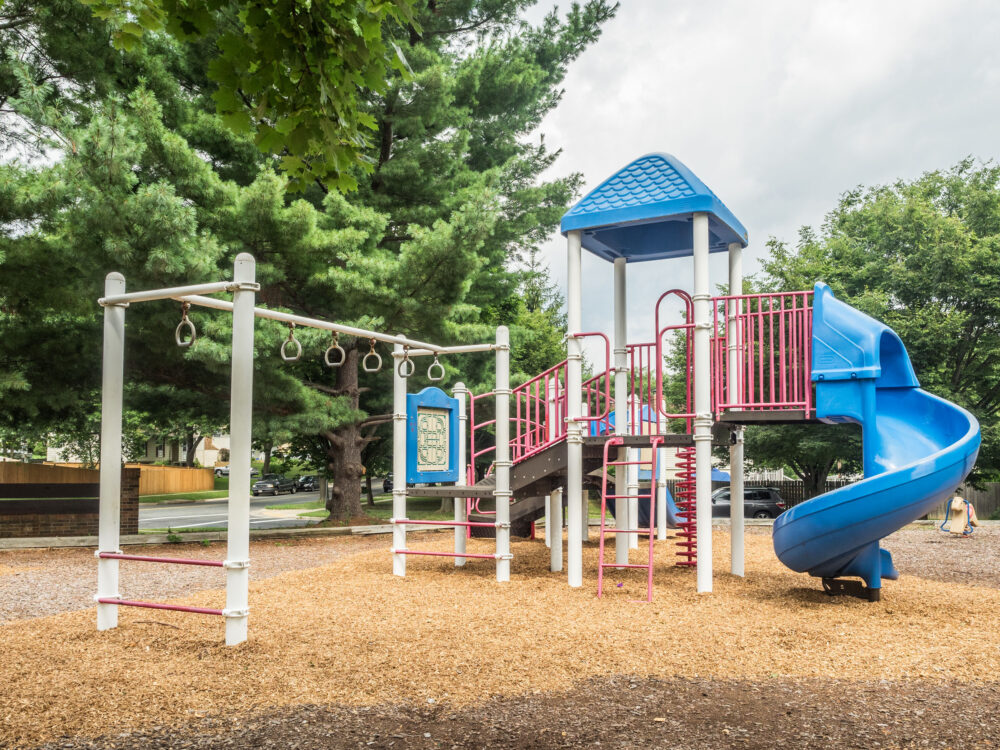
[755,160,1000,486]
[79,0,418,191]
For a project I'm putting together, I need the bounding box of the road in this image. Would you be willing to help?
[139,491,322,531]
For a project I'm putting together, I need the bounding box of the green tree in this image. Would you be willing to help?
[0,1,616,523]
[78,0,417,191]
[759,159,1000,484]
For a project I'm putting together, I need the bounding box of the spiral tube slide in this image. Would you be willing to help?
[772,283,980,591]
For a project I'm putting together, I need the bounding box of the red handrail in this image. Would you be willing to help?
[711,291,813,416]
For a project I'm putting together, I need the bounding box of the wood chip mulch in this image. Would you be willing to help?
[2,527,999,748]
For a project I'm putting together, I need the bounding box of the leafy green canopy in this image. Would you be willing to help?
[80,0,417,191]
[0,1,617,518]
[760,159,1000,484]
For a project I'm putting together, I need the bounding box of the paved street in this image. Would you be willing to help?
[139,491,322,531]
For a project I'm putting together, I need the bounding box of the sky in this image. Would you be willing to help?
[526,0,1000,362]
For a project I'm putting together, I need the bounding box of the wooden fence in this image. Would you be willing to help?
[2,462,214,496]
[132,465,215,496]
[0,462,98,484]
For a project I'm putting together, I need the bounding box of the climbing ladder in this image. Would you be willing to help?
[673,447,697,566]
[597,435,663,602]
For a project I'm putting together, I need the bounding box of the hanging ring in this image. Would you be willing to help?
[362,338,382,372]
[323,331,345,368]
[281,322,302,362]
[175,302,196,348]
[427,356,445,381]
[397,350,416,378]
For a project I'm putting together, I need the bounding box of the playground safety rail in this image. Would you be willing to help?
[711,291,813,417]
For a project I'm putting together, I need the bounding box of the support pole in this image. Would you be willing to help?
[494,326,511,582]
[225,253,255,645]
[656,445,668,540]
[97,272,126,632]
[454,382,468,566]
[613,257,629,566]
[693,212,713,593]
[566,230,584,588]
[627,445,639,550]
[549,487,563,572]
[392,342,408,576]
[728,241,745,577]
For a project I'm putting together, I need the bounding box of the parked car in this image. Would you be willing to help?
[215,466,260,477]
[382,475,393,493]
[711,487,786,519]
[252,474,296,496]
[295,475,318,492]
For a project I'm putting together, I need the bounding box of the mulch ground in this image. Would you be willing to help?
[2,525,999,748]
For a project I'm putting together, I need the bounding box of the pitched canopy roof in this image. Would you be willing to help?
[560,153,748,262]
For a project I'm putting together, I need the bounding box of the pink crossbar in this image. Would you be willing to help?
[98,552,224,567]
[392,519,496,528]
[96,598,223,615]
[600,528,645,534]
[598,563,652,570]
[395,549,497,560]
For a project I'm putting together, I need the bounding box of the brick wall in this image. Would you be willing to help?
[0,467,140,538]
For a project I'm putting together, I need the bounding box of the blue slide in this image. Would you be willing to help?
[772,283,981,595]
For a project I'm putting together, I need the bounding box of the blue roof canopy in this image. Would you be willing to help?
[560,153,748,262]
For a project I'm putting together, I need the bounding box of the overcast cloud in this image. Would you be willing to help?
[527,0,1000,362]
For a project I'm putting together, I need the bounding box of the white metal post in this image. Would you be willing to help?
[693,213,713,593]
[549,487,563,571]
[454,382,468,566]
[494,326,512,582]
[613,257,630,565]
[566,230,584,587]
[225,253,255,646]
[728,241,745,577]
[656,445,668,540]
[97,272,126,632]
[392,342,407,576]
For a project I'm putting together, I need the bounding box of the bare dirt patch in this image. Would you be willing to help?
[33,676,1000,749]
[2,528,1000,747]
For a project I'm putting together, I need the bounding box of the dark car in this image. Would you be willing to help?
[711,487,786,519]
[295,475,318,492]
[215,466,261,478]
[252,473,296,496]
[382,475,393,493]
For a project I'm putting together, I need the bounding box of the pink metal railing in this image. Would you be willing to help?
[711,291,813,417]
[654,289,695,430]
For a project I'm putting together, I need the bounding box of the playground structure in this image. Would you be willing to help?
[95,254,505,645]
[400,152,981,601]
[95,153,984,646]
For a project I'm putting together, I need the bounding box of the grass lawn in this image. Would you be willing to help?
[139,489,230,504]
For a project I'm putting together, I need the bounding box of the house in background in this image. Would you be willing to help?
[45,433,262,467]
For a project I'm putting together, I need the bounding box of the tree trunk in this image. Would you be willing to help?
[365,474,375,505]
[439,494,452,513]
[184,430,203,467]
[324,348,366,522]
[262,441,272,475]
[802,463,832,499]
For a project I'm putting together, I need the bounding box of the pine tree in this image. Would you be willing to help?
[0,1,618,522]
